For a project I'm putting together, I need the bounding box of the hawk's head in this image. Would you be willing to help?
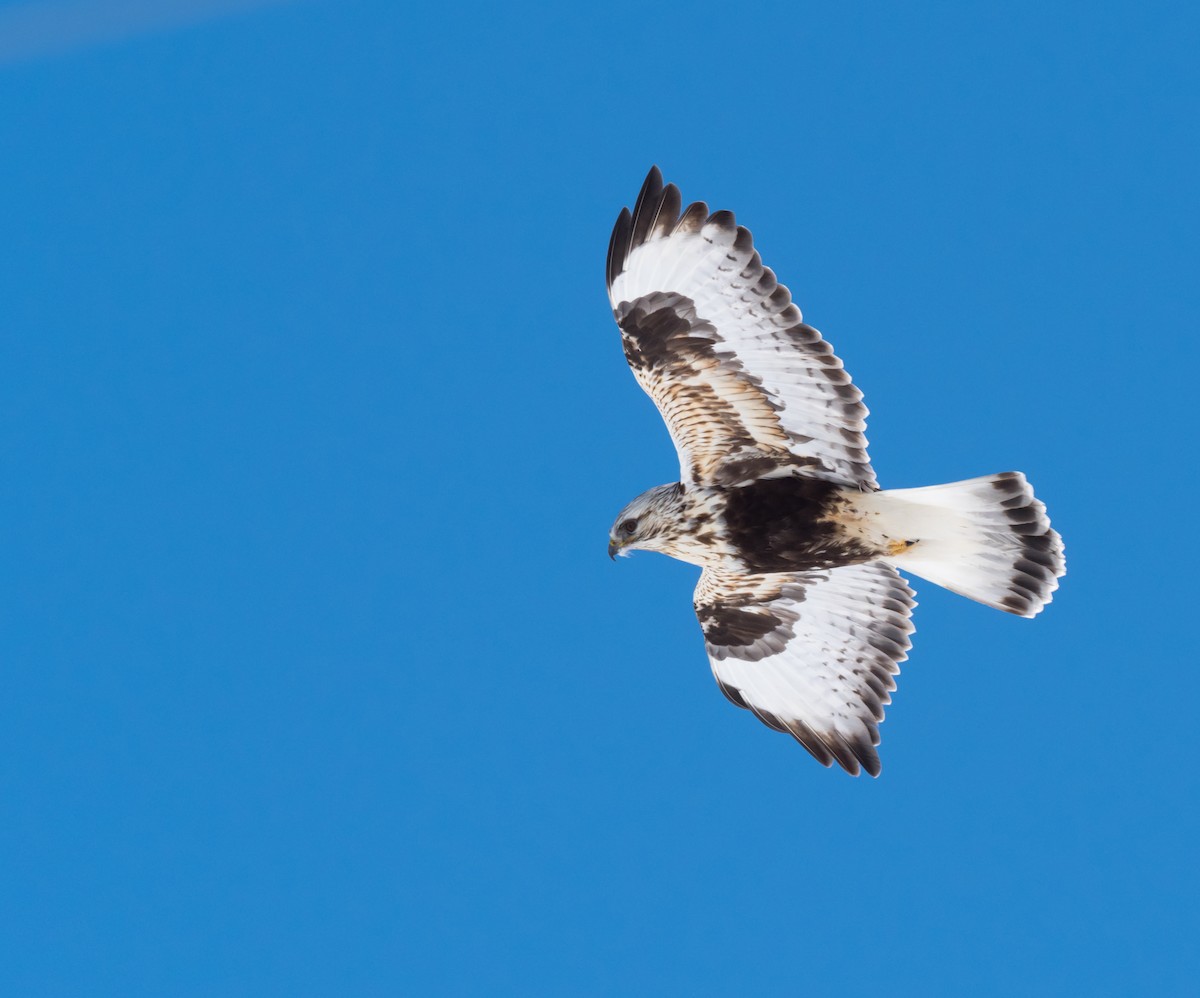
[608,483,686,559]
[609,483,720,566]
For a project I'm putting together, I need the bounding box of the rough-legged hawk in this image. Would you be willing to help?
[606,167,1065,776]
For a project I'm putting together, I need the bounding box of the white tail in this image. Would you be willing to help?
[864,472,1065,617]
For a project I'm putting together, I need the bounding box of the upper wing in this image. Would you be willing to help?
[694,562,916,776]
[608,167,876,490]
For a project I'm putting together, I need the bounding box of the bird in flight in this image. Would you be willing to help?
[606,167,1065,776]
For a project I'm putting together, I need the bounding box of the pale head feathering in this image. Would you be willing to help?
[608,483,727,566]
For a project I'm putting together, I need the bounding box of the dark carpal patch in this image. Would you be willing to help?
[618,292,724,373]
[696,602,784,648]
[723,477,878,573]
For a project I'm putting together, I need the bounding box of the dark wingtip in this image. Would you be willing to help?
[608,167,683,293]
[630,166,678,251]
[606,206,632,291]
[705,208,736,232]
[675,200,708,234]
[630,167,664,245]
[855,737,883,778]
[658,183,682,238]
[716,679,751,710]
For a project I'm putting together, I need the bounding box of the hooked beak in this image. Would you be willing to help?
[608,537,622,560]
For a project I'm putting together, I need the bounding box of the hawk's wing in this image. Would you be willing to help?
[694,562,916,776]
[608,167,876,490]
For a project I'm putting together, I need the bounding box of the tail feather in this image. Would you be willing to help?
[870,472,1065,617]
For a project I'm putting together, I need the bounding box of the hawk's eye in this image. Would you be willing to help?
[621,518,638,535]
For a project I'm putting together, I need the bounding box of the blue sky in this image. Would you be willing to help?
[1,0,1196,994]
